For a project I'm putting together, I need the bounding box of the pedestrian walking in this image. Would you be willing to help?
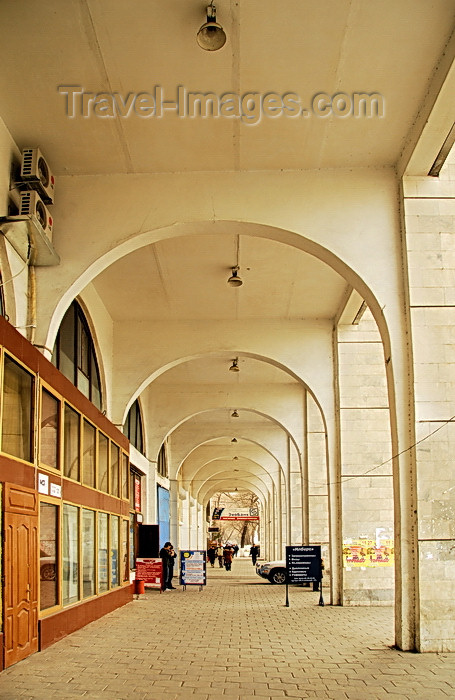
[216,544,224,568]
[207,545,217,568]
[250,544,260,566]
[223,546,234,571]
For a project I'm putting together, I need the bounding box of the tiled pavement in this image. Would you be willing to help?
[1,558,455,700]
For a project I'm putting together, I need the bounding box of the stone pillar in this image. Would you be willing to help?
[306,394,330,577]
[337,308,394,605]
[289,438,303,543]
[403,159,455,651]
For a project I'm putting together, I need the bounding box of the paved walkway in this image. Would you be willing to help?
[2,558,455,699]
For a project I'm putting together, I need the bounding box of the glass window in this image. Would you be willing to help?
[110,515,119,587]
[90,353,101,411]
[122,519,129,582]
[98,512,108,593]
[64,404,80,480]
[63,504,79,605]
[157,443,167,478]
[40,502,59,611]
[122,453,129,501]
[110,443,119,497]
[98,433,108,493]
[40,389,59,470]
[56,303,75,382]
[82,509,96,599]
[82,420,96,488]
[52,301,102,410]
[122,400,144,454]
[129,513,135,571]
[1,355,33,462]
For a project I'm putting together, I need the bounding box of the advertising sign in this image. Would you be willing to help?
[342,539,394,568]
[135,557,163,589]
[180,550,206,587]
[219,507,259,520]
[212,507,224,520]
[286,545,322,583]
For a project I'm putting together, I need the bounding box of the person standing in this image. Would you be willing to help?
[160,542,177,590]
[250,544,260,566]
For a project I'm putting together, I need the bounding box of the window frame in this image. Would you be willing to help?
[0,349,36,464]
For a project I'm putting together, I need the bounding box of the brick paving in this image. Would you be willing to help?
[1,558,455,699]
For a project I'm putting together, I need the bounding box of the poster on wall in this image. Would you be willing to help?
[342,539,394,567]
[180,550,206,587]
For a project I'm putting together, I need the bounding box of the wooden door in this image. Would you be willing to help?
[3,484,39,668]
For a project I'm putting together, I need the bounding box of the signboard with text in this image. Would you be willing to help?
[135,557,163,589]
[180,550,206,586]
[286,545,322,583]
[219,507,259,520]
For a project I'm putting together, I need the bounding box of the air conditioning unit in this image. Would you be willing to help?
[20,148,55,204]
[18,191,53,237]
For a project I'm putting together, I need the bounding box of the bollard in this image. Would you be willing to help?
[134,579,145,595]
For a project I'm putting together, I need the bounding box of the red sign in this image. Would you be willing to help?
[136,558,163,588]
[134,475,141,512]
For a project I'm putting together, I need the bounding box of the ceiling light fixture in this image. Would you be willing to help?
[229,357,240,372]
[231,437,237,443]
[233,456,238,460]
[231,410,239,418]
[227,266,243,287]
[197,2,226,51]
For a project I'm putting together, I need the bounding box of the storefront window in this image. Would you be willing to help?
[110,515,119,587]
[63,504,79,605]
[98,433,108,493]
[40,502,59,611]
[122,519,129,582]
[129,513,135,570]
[98,512,108,592]
[82,509,96,598]
[82,420,96,488]
[122,454,129,501]
[64,404,80,480]
[110,443,119,497]
[1,355,33,462]
[40,389,59,469]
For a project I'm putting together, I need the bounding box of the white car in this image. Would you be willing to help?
[256,560,287,584]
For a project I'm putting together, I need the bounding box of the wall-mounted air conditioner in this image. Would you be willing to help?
[20,147,55,204]
[18,190,53,237]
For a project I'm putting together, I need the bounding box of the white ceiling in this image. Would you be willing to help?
[0,1,454,175]
[93,233,348,321]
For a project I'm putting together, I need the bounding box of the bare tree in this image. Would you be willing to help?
[212,491,259,547]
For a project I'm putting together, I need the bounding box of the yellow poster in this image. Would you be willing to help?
[343,538,394,567]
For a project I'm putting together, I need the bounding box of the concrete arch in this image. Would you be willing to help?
[44,220,393,361]
[164,406,302,475]
[177,436,283,482]
[123,349,327,428]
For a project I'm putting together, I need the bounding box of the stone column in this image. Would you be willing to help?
[403,160,455,651]
[336,308,394,606]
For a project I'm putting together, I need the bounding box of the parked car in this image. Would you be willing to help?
[256,560,287,584]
